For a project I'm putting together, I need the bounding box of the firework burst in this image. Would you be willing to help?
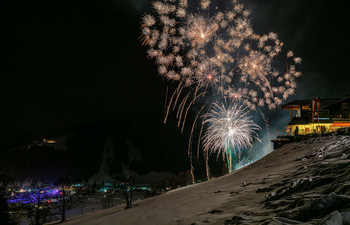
[141,0,302,111]
[202,102,261,172]
[186,15,218,47]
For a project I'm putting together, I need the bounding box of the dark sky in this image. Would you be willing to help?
[2,0,350,145]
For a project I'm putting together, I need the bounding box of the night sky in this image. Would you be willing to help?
[2,0,350,147]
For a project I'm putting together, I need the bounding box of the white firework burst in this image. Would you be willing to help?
[202,102,260,159]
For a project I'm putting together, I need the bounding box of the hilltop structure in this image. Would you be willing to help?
[281,96,350,135]
[271,96,350,149]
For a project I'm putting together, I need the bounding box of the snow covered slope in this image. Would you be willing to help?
[63,135,350,225]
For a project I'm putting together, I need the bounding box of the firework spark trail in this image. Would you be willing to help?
[172,85,184,111]
[202,102,261,171]
[187,104,206,182]
[164,86,168,117]
[181,92,206,133]
[197,122,205,159]
[205,148,210,179]
[164,81,183,124]
[177,94,190,127]
[176,93,189,119]
[189,105,207,155]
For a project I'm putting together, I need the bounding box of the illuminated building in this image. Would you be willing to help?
[281,96,350,135]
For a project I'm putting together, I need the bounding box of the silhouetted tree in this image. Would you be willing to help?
[52,177,82,223]
[26,182,52,225]
[0,175,15,225]
[115,165,137,209]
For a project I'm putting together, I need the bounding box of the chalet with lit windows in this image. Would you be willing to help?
[281,96,350,135]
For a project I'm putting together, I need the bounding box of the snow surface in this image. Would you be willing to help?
[63,136,350,225]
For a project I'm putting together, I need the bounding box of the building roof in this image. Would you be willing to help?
[281,98,341,110]
[323,96,350,109]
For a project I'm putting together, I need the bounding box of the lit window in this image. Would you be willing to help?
[342,103,349,109]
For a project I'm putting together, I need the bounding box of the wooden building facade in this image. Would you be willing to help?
[281,96,350,135]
